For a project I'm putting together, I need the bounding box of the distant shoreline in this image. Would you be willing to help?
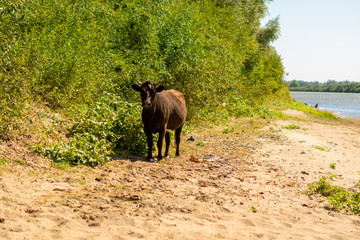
[286,80,360,93]
[290,90,360,94]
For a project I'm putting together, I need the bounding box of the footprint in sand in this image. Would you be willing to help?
[241,218,255,227]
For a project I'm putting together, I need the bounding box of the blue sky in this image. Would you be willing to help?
[264,0,360,82]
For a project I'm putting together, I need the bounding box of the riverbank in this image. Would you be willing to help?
[290,91,360,118]
[1,109,360,239]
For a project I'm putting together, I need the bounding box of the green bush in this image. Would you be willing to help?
[33,92,147,167]
[33,133,113,168]
[306,174,360,214]
[71,92,147,155]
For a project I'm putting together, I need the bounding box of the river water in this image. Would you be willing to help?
[290,91,360,118]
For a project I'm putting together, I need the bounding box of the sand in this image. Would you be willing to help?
[0,109,360,239]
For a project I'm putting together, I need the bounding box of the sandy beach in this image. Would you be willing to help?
[1,109,360,239]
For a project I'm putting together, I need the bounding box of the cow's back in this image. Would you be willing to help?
[163,90,186,130]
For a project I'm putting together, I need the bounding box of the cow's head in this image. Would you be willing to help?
[132,81,164,108]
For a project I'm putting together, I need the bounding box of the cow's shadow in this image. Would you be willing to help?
[110,150,152,163]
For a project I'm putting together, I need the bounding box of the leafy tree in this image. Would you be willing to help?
[289,80,300,88]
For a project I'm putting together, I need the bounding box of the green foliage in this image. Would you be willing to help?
[196,141,205,147]
[282,124,300,130]
[0,157,7,174]
[330,163,337,170]
[251,206,257,213]
[222,127,234,134]
[306,174,339,196]
[0,76,26,140]
[33,92,147,167]
[70,92,147,154]
[306,173,360,214]
[266,109,290,120]
[1,0,286,166]
[310,110,339,120]
[257,16,280,47]
[0,157,6,167]
[312,145,330,152]
[32,133,113,168]
[284,100,338,120]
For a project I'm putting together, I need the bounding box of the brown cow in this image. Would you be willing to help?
[132,81,187,161]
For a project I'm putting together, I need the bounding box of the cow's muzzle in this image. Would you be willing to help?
[142,101,151,108]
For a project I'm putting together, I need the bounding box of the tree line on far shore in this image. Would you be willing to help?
[286,80,360,93]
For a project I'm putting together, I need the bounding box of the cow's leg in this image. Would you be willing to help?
[146,132,153,161]
[175,125,183,156]
[165,131,170,158]
[157,126,166,160]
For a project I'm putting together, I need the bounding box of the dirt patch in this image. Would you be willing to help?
[1,113,360,239]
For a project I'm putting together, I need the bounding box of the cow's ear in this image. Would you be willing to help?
[156,85,164,92]
[132,84,141,91]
